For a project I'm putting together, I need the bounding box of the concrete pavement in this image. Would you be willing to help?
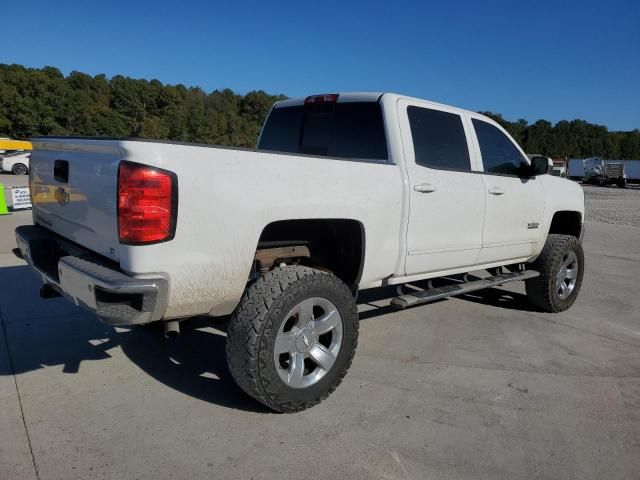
[0,192,639,479]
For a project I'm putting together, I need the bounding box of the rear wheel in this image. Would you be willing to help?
[526,234,584,312]
[12,163,28,175]
[226,265,358,412]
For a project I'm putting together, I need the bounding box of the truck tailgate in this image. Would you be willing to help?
[30,138,122,262]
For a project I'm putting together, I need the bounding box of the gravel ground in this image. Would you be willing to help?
[583,183,640,227]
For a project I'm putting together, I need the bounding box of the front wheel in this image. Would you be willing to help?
[226,265,358,412]
[12,163,28,175]
[526,234,584,312]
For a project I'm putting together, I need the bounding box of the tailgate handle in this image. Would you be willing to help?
[54,160,69,183]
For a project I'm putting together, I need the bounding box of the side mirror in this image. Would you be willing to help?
[529,156,550,176]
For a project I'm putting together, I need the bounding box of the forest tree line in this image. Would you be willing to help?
[1,63,639,158]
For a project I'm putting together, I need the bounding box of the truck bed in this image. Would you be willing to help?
[28,137,404,318]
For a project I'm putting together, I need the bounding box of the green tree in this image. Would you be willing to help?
[0,63,639,158]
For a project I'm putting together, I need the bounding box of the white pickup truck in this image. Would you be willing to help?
[16,92,585,412]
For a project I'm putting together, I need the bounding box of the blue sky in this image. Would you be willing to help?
[2,0,639,130]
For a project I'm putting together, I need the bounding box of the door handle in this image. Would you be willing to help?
[488,186,505,195]
[413,183,437,193]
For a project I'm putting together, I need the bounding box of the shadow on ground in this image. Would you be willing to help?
[0,263,537,412]
[0,264,266,412]
[118,318,268,413]
[456,288,539,312]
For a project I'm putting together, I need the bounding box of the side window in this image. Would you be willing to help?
[407,106,471,171]
[472,119,526,175]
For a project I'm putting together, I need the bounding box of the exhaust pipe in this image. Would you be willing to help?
[164,320,180,339]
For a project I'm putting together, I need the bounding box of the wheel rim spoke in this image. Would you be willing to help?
[558,282,567,297]
[297,298,315,326]
[309,344,336,371]
[314,309,339,334]
[565,267,578,280]
[274,332,294,355]
[563,252,577,268]
[288,352,305,387]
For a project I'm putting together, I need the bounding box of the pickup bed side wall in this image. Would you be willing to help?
[116,141,404,318]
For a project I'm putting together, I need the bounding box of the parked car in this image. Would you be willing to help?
[0,138,32,156]
[16,92,585,412]
[0,151,30,175]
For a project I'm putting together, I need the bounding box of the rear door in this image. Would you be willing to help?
[467,116,545,263]
[398,100,485,275]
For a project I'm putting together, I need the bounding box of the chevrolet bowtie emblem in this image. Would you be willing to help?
[55,187,70,206]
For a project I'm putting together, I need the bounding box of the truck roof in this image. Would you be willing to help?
[275,92,385,108]
[274,92,479,118]
[274,92,477,113]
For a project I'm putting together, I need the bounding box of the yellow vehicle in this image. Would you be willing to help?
[0,139,33,152]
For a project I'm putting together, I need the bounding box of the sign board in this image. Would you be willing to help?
[11,187,32,210]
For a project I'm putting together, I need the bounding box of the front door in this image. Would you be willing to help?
[468,116,545,264]
[399,100,486,275]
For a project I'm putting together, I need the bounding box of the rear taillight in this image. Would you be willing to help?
[118,161,177,245]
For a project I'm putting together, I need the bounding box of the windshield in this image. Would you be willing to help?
[0,150,30,157]
[258,101,388,161]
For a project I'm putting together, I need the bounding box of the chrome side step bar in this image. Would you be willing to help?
[390,270,540,310]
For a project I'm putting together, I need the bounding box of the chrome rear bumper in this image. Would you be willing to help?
[15,225,168,325]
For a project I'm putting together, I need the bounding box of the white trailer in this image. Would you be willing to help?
[568,158,640,185]
[568,159,585,179]
[622,160,640,183]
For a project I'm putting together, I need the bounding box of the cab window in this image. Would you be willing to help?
[472,119,527,175]
[259,102,388,161]
[407,106,471,171]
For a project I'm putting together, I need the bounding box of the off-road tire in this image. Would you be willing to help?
[526,234,584,312]
[12,163,28,175]
[226,265,358,412]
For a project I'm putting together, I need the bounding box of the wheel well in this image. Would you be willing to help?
[257,219,365,289]
[548,211,582,238]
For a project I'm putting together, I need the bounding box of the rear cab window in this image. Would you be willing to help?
[407,106,471,171]
[258,101,388,161]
